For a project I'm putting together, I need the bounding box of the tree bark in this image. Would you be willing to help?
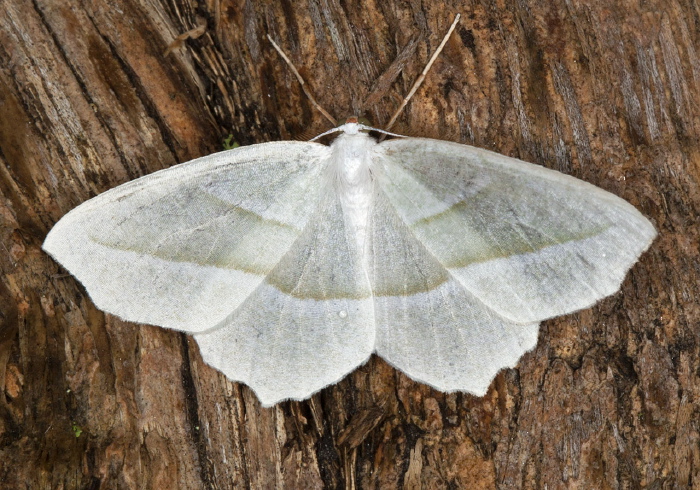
[1,0,698,488]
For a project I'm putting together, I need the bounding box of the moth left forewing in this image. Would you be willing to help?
[43,142,331,333]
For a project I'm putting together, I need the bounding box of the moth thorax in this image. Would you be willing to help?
[331,133,376,253]
[328,132,374,193]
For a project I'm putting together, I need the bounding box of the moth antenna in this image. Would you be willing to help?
[384,14,460,132]
[267,34,337,126]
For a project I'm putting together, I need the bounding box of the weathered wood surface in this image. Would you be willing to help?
[1,0,698,488]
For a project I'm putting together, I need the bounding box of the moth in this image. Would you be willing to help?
[44,17,655,405]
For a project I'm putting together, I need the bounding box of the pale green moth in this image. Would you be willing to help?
[43,16,655,406]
